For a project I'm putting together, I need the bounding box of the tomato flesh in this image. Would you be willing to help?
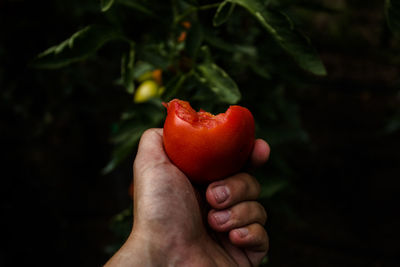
[171,100,226,128]
[163,99,255,184]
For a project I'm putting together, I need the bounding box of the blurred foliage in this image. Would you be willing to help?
[385,0,400,134]
[34,0,327,174]
[31,0,400,263]
[386,0,400,35]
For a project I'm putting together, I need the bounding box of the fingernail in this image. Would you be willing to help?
[212,185,229,203]
[236,227,249,238]
[213,210,230,225]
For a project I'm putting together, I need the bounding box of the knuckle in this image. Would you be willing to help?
[142,128,157,138]
[229,203,248,227]
[227,174,248,201]
[253,224,267,243]
[254,179,261,195]
[238,173,260,199]
[229,212,240,227]
[255,202,267,224]
[238,175,250,196]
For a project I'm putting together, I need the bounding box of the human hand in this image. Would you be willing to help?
[105,128,270,267]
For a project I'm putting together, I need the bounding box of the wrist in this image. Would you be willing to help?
[105,230,189,266]
[130,231,184,266]
[127,230,231,267]
[105,228,234,267]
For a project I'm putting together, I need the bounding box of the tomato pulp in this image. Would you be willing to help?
[163,99,255,184]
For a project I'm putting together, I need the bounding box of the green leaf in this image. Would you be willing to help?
[198,46,213,63]
[183,0,199,6]
[203,30,257,56]
[116,0,157,18]
[101,0,115,12]
[121,44,136,94]
[137,45,170,69]
[196,62,241,104]
[102,125,146,174]
[385,0,400,35]
[213,1,236,27]
[33,25,123,69]
[102,101,164,174]
[229,0,266,16]
[249,62,271,79]
[185,22,204,59]
[228,0,326,76]
[105,207,133,255]
[162,74,188,102]
[132,61,154,79]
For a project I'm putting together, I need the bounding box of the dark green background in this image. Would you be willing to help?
[1,0,399,266]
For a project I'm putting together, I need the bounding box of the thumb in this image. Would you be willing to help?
[134,128,170,175]
[132,129,201,233]
[133,128,192,200]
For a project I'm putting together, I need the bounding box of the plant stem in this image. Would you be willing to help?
[175,2,221,23]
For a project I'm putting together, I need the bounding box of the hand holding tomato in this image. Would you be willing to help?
[105,128,270,267]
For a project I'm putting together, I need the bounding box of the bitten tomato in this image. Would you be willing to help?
[163,99,255,184]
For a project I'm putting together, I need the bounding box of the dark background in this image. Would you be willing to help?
[1,0,399,266]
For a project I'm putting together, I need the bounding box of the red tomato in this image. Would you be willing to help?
[163,99,255,184]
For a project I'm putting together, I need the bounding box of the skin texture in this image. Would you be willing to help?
[163,99,255,183]
[105,128,270,267]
